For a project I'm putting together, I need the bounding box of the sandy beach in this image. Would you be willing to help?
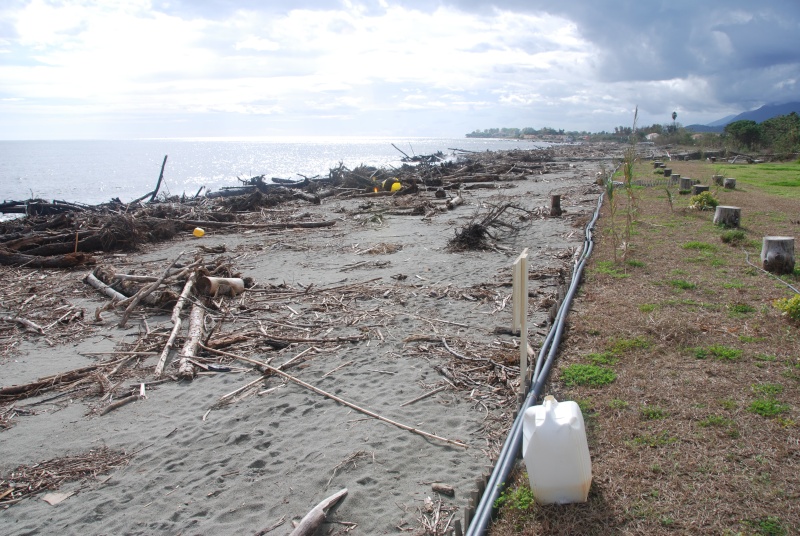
[1,145,610,535]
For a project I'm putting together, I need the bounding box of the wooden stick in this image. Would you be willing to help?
[0,315,44,334]
[204,347,468,449]
[118,252,185,328]
[155,269,197,376]
[399,385,447,407]
[99,394,138,416]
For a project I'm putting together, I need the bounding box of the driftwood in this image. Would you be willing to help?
[118,252,184,328]
[550,194,563,217]
[0,357,127,402]
[83,272,127,301]
[0,247,94,268]
[178,303,205,380]
[289,488,348,536]
[155,270,198,376]
[0,315,45,334]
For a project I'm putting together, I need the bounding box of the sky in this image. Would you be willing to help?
[1,0,798,139]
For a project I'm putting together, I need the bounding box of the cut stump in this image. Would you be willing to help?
[761,236,795,275]
[724,178,736,189]
[692,185,710,195]
[713,206,741,228]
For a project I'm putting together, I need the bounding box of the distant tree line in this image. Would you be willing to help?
[466,112,799,154]
[722,113,800,153]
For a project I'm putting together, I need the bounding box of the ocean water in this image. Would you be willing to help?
[0,137,545,206]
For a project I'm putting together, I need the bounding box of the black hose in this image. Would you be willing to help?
[466,190,605,536]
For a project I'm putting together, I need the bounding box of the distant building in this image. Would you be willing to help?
[645,133,660,141]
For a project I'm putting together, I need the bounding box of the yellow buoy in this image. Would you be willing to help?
[193,227,205,238]
[390,181,402,192]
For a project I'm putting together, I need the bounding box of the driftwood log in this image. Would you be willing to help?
[156,270,198,376]
[0,247,94,268]
[713,206,741,228]
[178,303,205,380]
[761,236,796,275]
[289,488,348,536]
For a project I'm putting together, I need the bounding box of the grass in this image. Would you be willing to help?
[490,156,800,536]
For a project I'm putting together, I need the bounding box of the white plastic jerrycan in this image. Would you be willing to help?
[522,395,592,504]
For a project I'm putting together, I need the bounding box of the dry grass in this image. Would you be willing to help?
[490,159,800,535]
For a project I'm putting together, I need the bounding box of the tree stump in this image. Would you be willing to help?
[692,184,709,195]
[679,177,693,191]
[653,161,663,168]
[663,168,672,177]
[723,178,736,189]
[549,194,563,217]
[761,236,796,275]
[712,175,724,186]
[713,206,741,228]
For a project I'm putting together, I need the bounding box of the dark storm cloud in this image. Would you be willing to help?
[438,0,800,105]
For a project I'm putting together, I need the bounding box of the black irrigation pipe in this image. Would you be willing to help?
[466,189,606,536]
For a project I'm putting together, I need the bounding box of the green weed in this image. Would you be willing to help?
[693,344,743,360]
[639,303,657,313]
[494,484,535,510]
[751,383,783,397]
[720,229,747,245]
[640,405,667,420]
[560,364,617,387]
[699,415,734,428]
[669,279,696,290]
[586,352,618,366]
[592,260,629,278]
[608,399,629,410]
[729,303,756,315]
[748,399,790,418]
[682,241,716,251]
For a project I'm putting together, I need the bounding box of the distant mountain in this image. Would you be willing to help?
[687,102,800,133]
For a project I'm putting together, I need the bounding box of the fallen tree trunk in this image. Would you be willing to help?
[0,247,94,268]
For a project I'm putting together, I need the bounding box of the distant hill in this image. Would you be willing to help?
[687,102,800,133]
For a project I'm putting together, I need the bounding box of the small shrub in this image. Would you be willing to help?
[773,295,800,321]
[560,363,616,387]
[689,191,719,210]
[653,168,664,175]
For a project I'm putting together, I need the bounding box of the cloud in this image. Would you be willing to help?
[0,0,798,138]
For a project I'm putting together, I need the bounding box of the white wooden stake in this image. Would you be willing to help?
[512,248,529,395]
